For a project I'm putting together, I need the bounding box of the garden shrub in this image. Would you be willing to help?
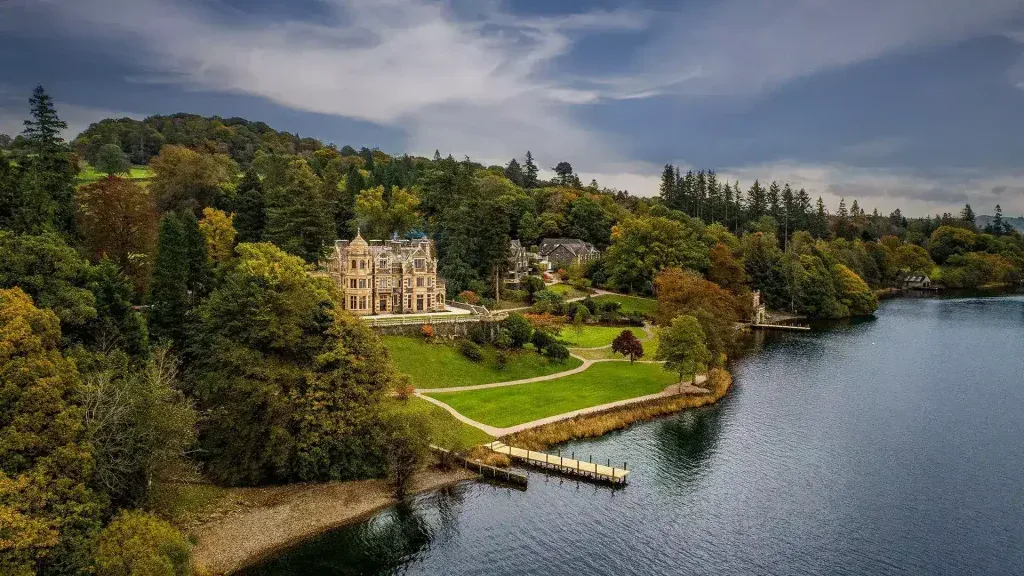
[458,340,484,362]
[545,342,571,363]
[93,511,191,576]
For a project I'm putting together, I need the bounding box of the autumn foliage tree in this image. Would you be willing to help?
[198,207,236,266]
[654,267,741,365]
[148,145,237,215]
[75,175,158,294]
[611,329,644,363]
[0,288,104,575]
[188,243,397,485]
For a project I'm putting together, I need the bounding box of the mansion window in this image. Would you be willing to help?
[379,279,387,289]
[393,295,400,307]
[351,260,357,269]
[359,260,366,270]
[349,279,357,289]
[349,296,357,309]
[379,297,388,310]
[416,277,424,287]
[379,259,387,269]
[405,278,411,288]
[358,279,367,289]
[407,296,413,309]
[414,258,425,270]
[359,296,367,309]
[416,295,424,311]
[428,277,434,287]
[427,295,432,308]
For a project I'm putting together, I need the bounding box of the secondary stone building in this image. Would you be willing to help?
[538,238,600,269]
[327,231,447,316]
[505,239,532,287]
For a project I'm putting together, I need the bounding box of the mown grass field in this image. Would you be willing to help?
[383,336,582,389]
[388,396,493,447]
[76,163,152,184]
[591,294,658,317]
[546,283,590,299]
[557,325,641,348]
[425,362,680,428]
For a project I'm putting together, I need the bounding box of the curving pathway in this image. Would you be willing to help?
[416,373,708,437]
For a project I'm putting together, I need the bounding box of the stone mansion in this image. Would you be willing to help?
[327,231,447,316]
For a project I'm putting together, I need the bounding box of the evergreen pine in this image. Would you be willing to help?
[22,85,67,152]
[504,158,524,186]
[523,151,539,189]
[149,214,191,347]
[233,168,266,243]
[17,85,76,235]
[960,204,976,227]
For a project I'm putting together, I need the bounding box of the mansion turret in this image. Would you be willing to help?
[327,232,446,316]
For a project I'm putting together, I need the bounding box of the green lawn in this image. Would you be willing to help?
[547,283,590,299]
[383,336,582,389]
[591,294,658,317]
[388,396,493,447]
[557,325,640,348]
[425,362,680,428]
[77,163,152,184]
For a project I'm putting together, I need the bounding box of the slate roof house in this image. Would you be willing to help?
[505,239,531,286]
[327,231,446,316]
[537,238,599,269]
[901,274,932,289]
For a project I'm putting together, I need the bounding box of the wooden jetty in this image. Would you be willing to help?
[485,441,629,485]
[749,322,811,332]
[430,445,528,487]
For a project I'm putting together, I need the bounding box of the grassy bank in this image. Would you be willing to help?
[388,396,493,448]
[383,336,581,389]
[505,368,732,450]
[556,325,641,348]
[76,163,152,184]
[590,294,658,317]
[425,362,680,428]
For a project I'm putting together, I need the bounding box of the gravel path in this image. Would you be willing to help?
[417,371,708,438]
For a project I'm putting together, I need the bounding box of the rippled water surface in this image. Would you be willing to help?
[243,295,1024,575]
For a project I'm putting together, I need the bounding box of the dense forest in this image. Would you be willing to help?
[1,85,1023,575]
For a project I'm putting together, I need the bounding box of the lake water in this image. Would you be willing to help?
[243,295,1024,576]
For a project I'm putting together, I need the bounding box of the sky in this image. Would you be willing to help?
[2,0,1024,216]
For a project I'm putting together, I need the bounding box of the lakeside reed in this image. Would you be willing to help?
[505,368,733,451]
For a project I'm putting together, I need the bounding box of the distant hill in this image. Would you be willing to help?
[975,214,1024,233]
[71,113,327,167]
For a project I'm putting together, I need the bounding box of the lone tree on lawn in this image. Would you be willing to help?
[611,329,644,363]
[656,314,711,392]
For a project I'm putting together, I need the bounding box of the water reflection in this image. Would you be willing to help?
[241,487,471,576]
[652,404,725,486]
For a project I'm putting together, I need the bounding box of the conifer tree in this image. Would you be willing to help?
[746,180,767,220]
[523,151,539,189]
[265,159,334,263]
[17,85,77,235]
[504,158,524,186]
[960,204,976,227]
[22,85,67,152]
[233,168,266,243]
[149,215,190,347]
[767,181,781,221]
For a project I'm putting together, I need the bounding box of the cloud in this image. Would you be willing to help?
[7,0,655,166]
[642,0,1024,96]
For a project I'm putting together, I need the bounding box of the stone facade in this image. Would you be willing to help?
[538,238,600,269]
[505,239,531,286]
[327,231,447,316]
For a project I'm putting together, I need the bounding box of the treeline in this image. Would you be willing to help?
[0,88,432,575]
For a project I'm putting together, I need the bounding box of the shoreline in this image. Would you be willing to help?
[505,368,732,451]
[189,467,477,575]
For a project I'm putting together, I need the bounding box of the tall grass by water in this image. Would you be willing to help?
[505,368,732,450]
